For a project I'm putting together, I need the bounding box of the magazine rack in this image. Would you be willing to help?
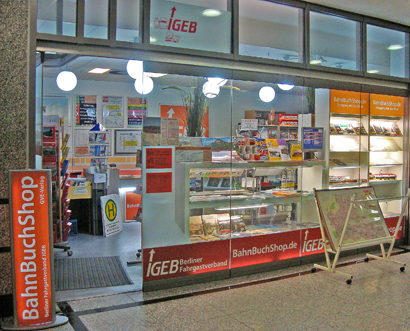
[312,187,409,284]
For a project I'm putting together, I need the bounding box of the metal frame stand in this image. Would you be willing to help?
[312,191,409,284]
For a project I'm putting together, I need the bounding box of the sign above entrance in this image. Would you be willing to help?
[330,90,369,115]
[150,0,231,53]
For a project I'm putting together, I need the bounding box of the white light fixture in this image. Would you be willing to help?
[259,86,275,102]
[203,81,220,98]
[134,74,154,95]
[119,187,137,193]
[88,68,110,74]
[150,36,157,43]
[56,71,77,91]
[310,59,322,65]
[207,77,228,86]
[387,44,403,51]
[367,69,379,74]
[126,60,143,79]
[277,83,294,91]
[216,204,268,211]
[202,9,222,17]
[146,72,167,78]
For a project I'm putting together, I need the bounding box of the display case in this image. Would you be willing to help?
[328,114,369,188]
[175,160,324,243]
[369,115,404,215]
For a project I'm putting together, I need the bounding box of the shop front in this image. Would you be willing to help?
[34,0,409,296]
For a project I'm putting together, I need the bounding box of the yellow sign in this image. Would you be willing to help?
[105,199,117,221]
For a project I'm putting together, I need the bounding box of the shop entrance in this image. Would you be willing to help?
[40,53,143,300]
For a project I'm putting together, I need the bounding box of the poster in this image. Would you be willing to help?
[102,96,123,128]
[128,97,147,127]
[303,127,324,151]
[76,95,97,126]
[74,129,91,155]
[43,95,70,125]
[160,105,210,137]
[101,194,122,237]
[146,172,173,193]
[115,130,142,154]
[146,148,173,169]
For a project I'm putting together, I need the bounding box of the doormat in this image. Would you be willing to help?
[54,256,133,291]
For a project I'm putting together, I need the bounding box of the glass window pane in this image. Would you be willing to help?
[37,0,76,36]
[310,11,359,70]
[85,0,109,39]
[116,0,141,43]
[239,1,303,62]
[367,25,409,78]
[150,0,231,53]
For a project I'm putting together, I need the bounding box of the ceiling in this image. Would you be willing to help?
[305,0,410,27]
[42,0,410,85]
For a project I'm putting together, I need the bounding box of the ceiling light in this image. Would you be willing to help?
[310,59,322,65]
[367,69,379,74]
[145,72,167,78]
[203,81,220,98]
[126,60,143,79]
[387,44,403,51]
[88,68,110,74]
[202,9,221,17]
[259,86,275,103]
[277,84,294,91]
[134,74,154,95]
[56,71,77,91]
[207,77,228,86]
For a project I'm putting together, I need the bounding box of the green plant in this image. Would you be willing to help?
[163,80,207,137]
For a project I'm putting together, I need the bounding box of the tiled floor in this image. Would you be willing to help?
[46,249,410,331]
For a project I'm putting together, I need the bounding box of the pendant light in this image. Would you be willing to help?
[56,70,77,91]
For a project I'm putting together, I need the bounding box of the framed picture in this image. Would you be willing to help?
[114,129,142,155]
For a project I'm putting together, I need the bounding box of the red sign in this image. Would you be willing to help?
[230,231,300,268]
[146,172,173,193]
[146,148,173,169]
[125,192,141,221]
[10,171,53,326]
[300,227,325,257]
[385,216,404,239]
[143,240,230,281]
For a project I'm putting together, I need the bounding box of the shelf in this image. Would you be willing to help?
[369,164,402,167]
[329,165,364,169]
[182,160,325,169]
[329,181,367,188]
[370,134,403,137]
[370,179,402,185]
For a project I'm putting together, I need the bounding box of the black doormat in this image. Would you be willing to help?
[54,256,133,291]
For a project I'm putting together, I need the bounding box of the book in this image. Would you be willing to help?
[390,122,402,135]
[329,123,337,134]
[290,144,302,161]
[189,216,204,236]
[369,125,376,135]
[372,124,383,135]
[201,214,220,236]
[217,214,232,234]
[333,124,343,134]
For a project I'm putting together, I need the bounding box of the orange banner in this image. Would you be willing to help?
[330,90,369,115]
[125,192,142,221]
[370,94,404,117]
[160,105,209,137]
[10,171,53,326]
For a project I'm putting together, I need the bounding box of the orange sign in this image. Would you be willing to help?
[160,105,209,137]
[125,192,142,221]
[330,90,369,115]
[370,94,404,117]
[10,171,53,326]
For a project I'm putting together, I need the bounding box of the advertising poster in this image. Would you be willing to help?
[101,194,122,237]
[146,172,173,193]
[115,130,141,154]
[146,148,173,169]
[302,127,324,151]
[143,240,230,282]
[125,192,142,222]
[43,95,70,125]
[230,230,300,268]
[330,90,369,115]
[128,97,147,127]
[10,170,53,326]
[75,95,97,126]
[102,96,123,128]
[160,105,210,137]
